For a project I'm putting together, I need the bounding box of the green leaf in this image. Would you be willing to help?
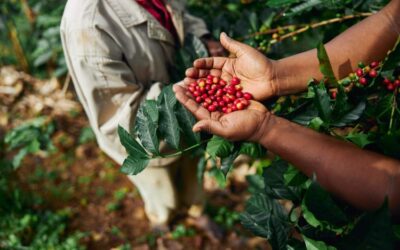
[312,83,332,122]
[135,103,160,155]
[144,100,159,124]
[158,85,177,108]
[303,182,348,228]
[240,193,289,245]
[12,147,29,169]
[175,102,200,146]
[196,156,207,184]
[283,165,308,187]
[120,155,150,175]
[206,136,234,158]
[267,0,300,7]
[331,101,366,127]
[346,132,373,148]
[208,166,226,188]
[246,174,265,193]
[220,148,240,176]
[118,126,149,159]
[303,235,337,250]
[338,200,394,250]
[158,88,180,150]
[317,42,336,85]
[332,85,349,118]
[240,193,274,238]
[264,160,302,202]
[239,142,266,158]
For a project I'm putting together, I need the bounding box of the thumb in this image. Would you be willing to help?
[193,119,225,135]
[220,32,245,56]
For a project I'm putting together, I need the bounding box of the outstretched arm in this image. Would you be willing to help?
[275,0,400,95]
[185,0,400,100]
[174,85,400,218]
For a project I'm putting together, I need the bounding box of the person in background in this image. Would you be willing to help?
[175,0,400,218]
[60,0,225,228]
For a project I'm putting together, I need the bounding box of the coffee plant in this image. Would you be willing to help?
[119,0,400,249]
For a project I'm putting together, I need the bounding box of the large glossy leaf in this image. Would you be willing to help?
[303,235,337,250]
[338,200,394,250]
[239,142,266,158]
[135,103,160,155]
[220,148,240,176]
[118,126,149,159]
[120,155,150,175]
[196,156,207,184]
[263,160,302,202]
[331,101,365,127]
[317,42,336,85]
[175,102,200,146]
[346,132,373,148]
[144,100,159,124]
[312,83,332,122]
[241,192,289,245]
[284,165,308,187]
[240,193,274,238]
[206,136,234,158]
[303,182,348,228]
[159,88,180,150]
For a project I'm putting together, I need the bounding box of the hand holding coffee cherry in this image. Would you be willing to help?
[184,32,278,101]
[187,74,254,113]
[173,84,270,142]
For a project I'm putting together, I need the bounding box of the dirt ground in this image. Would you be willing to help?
[1,67,270,250]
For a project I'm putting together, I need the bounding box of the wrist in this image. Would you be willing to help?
[252,112,276,146]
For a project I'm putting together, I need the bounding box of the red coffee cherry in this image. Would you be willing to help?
[243,92,253,100]
[369,69,377,78]
[370,61,379,68]
[387,83,395,91]
[359,77,367,85]
[356,68,364,77]
[231,77,241,85]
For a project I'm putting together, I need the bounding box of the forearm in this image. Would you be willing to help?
[259,114,400,216]
[274,0,400,95]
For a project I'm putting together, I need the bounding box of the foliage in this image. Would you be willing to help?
[0,132,85,249]
[4,116,56,168]
[0,0,66,78]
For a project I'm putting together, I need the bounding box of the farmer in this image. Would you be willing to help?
[60,0,224,227]
[175,0,400,218]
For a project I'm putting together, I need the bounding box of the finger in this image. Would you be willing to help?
[193,57,227,70]
[183,77,196,86]
[193,119,225,136]
[220,32,248,56]
[174,86,210,120]
[185,68,223,79]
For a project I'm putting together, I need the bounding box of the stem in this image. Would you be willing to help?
[388,90,398,134]
[158,140,209,158]
[277,13,372,43]
[239,13,372,42]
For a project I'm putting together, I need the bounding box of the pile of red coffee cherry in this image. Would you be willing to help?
[187,75,253,113]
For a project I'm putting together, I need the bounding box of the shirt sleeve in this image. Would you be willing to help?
[61,27,162,165]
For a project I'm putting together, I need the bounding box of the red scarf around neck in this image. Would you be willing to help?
[136,0,178,40]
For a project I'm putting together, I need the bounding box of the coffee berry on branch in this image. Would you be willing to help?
[187,75,254,113]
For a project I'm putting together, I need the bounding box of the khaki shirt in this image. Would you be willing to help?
[60,0,209,165]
